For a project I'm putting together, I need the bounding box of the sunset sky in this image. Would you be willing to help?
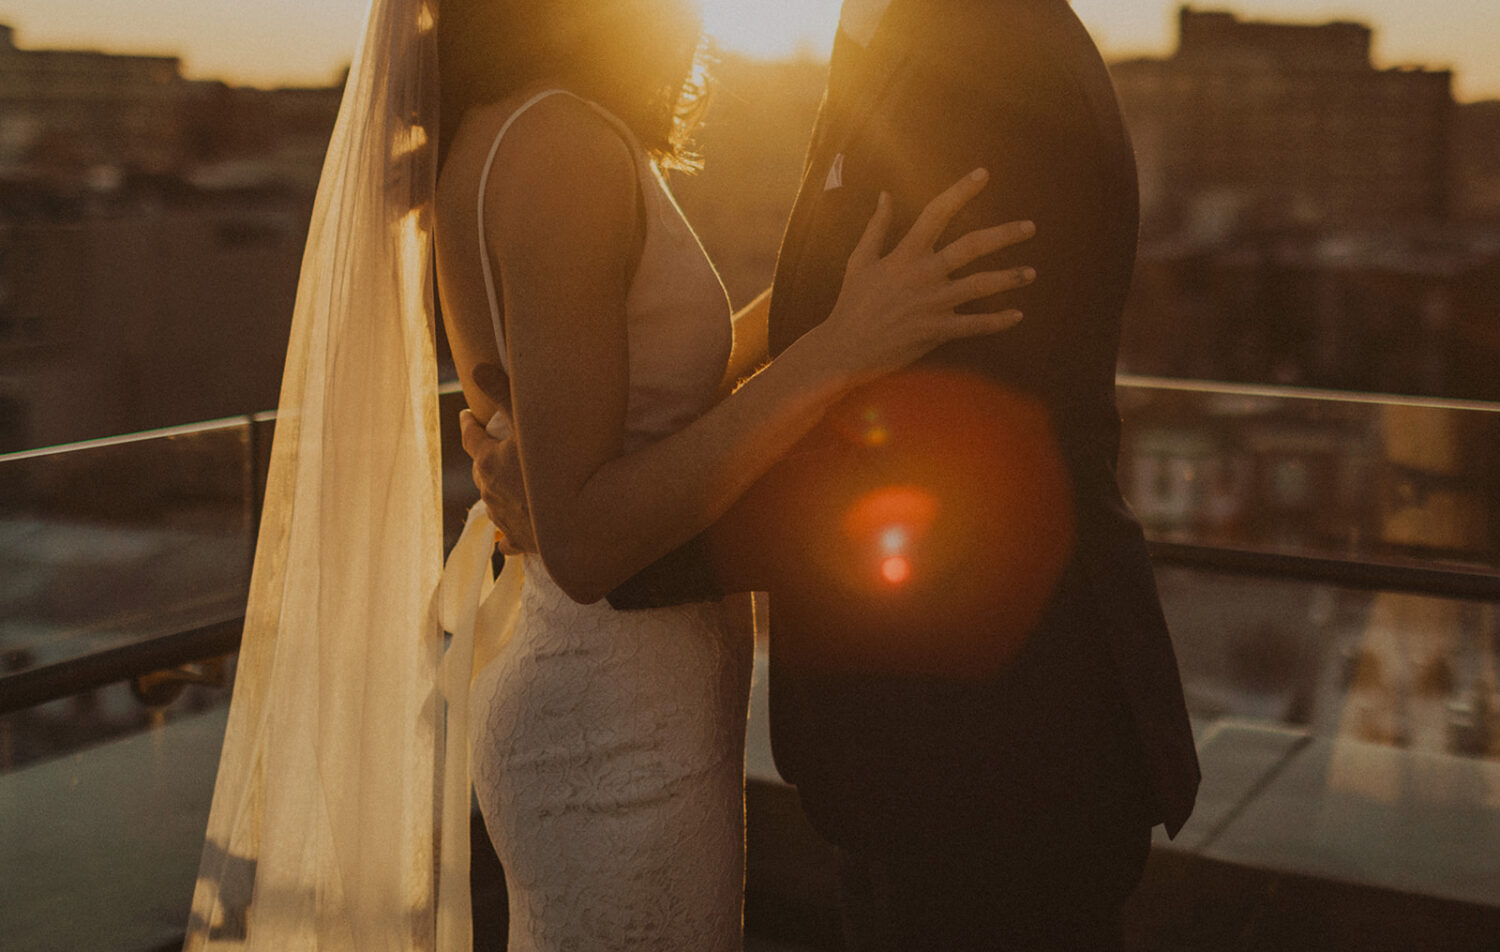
[0,0,1496,100]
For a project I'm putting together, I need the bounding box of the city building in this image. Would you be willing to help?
[0,24,199,178]
[0,24,343,187]
[0,182,311,451]
[1119,226,1500,400]
[0,26,342,451]
[1112,7,1455,234]
[1455,100,1500,220]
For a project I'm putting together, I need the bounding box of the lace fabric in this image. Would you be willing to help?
[456,84,751,952]
[468,558,752,952]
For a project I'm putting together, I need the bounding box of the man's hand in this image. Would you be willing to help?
[461,363,536,556]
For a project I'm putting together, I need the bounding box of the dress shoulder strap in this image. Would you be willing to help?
[475,89,645,365]
[476,88,576,364]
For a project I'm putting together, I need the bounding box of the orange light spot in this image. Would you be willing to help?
[881,555,912,585]
[842,486,940,543]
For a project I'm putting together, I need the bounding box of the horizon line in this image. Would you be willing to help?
[2,20,1497,103]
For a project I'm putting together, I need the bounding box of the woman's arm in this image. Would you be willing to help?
[717,287,772,399]
[488,98,1034,604]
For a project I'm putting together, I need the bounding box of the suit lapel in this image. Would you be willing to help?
[817,21,914,166]
[770,4,923,354]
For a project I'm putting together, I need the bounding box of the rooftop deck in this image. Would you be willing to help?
[3,377,1498,951]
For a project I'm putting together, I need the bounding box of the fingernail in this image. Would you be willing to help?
[878,191,889,207]
[971,168,988,181]
[1021,267,1037,281]
[1021,220,1036,235]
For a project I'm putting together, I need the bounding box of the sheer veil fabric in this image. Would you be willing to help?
[183,0,478,947]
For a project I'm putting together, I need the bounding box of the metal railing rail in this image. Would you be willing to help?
[1,617,242,716]
[0,415,271,464]
[1116,373,1500,414]
[4,541,1499,717]
[5,377,1499,715]
[0,381,469,466]
[4,378,1497,469]
[1149,541,1500,601]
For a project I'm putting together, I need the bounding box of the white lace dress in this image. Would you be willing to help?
[461,90,753,952]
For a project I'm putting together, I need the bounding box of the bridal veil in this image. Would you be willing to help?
[183,0,479,947]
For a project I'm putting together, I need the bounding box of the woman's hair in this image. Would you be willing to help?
[437,0,709,170]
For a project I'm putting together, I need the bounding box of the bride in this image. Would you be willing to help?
[186,0,1035,949]
[435,0,1037,942]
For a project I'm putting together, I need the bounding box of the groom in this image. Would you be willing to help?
[467,0,1199,946]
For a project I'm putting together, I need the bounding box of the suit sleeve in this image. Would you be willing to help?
[871,44,1132,406]
[605,532,725,609]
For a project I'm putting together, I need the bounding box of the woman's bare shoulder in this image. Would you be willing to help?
[440,91,635,216]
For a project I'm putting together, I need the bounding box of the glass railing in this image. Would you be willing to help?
[0,386,482,952]
[1,378,1498,951]
[1115,377,1500,924]
[0,387,481,762]
[1117,375,1500,572]
[0,418,256,777]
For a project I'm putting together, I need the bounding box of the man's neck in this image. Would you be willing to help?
[839,0,894,48]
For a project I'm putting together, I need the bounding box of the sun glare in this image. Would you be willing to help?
[698,0,842,59]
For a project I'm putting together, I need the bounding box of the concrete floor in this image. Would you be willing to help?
[5,654,1500,951]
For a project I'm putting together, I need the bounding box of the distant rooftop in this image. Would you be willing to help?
[0,22,182,77]
[1175,7,1372,69]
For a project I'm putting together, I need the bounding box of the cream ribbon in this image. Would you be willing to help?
[435,501,525,951]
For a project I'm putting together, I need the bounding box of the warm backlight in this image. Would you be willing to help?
[699,0,842,58]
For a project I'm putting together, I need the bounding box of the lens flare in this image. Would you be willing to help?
[880,526,909,555]
[842,486,938,590]
[861,407,891,447]
[880,555,912,585]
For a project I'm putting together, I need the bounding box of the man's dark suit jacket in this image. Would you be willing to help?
[612,0,1200,843]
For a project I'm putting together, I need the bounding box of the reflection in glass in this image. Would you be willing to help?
[1161,567,1498,761]
[1118,377,1500,571]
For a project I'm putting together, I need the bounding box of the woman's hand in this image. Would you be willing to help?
[460,406,535,557]
[814,168,1036,384]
